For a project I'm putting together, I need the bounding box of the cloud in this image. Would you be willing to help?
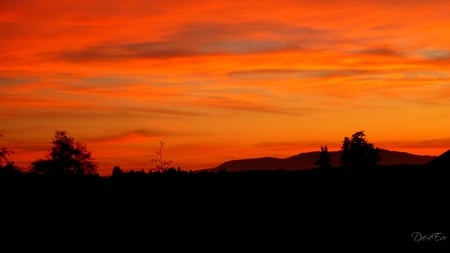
[0,96,96,110]
[86,129,168,143]
[420,49,450,60]
[348,47,401,57]
[254,141,304,150]
[116,106,208,117]
[176,22,325,39]
[0,104,207,119]
[382,137,450,149]
[228,68,372,80]
[414,92,450,107]
[0,76,36,86]
[57,40,296,62]
[54,22,329,62]
[193,95,305,115]
[0,126,47,136]
[415,138,450,148]
[200,40,293,54]
[57,41,196,62]
[80,76,144,85]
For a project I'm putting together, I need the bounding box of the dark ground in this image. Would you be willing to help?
[1,166,449,250]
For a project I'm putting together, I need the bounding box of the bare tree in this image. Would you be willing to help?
[151,141,172,172]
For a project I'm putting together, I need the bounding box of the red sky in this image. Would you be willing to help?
[1,0,450,175]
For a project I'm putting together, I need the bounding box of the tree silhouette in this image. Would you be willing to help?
[0,134,20,176]
[0,134,12,166]
[315,145,332,170]
[0,146,12,167]
[112,166,124,177]
[31,131,98,176]
[341,131,380,170]
[151,141,172,172]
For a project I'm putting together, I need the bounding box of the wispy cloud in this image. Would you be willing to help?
[53,22,330,62]
[55,38,296,62]
[254,141,305,151]
[0,76,36,86]
[420,49,450,60]
[57,41,200,62]
[228,68,373,80]
[348,47,401,57]
[0,102,208,119]
[381,137,450,149]
[86,129,168,143]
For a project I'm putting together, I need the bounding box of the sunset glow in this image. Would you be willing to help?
[1,0,450,174]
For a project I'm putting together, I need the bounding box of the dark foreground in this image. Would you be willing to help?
[1,166,449,250]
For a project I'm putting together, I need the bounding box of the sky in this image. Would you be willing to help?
[1,0,450,175]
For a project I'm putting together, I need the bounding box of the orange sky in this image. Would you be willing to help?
[1,0,450,175]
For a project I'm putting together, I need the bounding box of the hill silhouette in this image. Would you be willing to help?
[428,149,450,168]
[207,149,436,172]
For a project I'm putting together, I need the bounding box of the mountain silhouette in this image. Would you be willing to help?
[428,149,450,168]
[206,149,436,172]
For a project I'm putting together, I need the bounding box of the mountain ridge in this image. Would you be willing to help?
[204,149,437,172]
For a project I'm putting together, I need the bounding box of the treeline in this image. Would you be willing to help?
[0,130,182,177]
[0,130,448,178]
